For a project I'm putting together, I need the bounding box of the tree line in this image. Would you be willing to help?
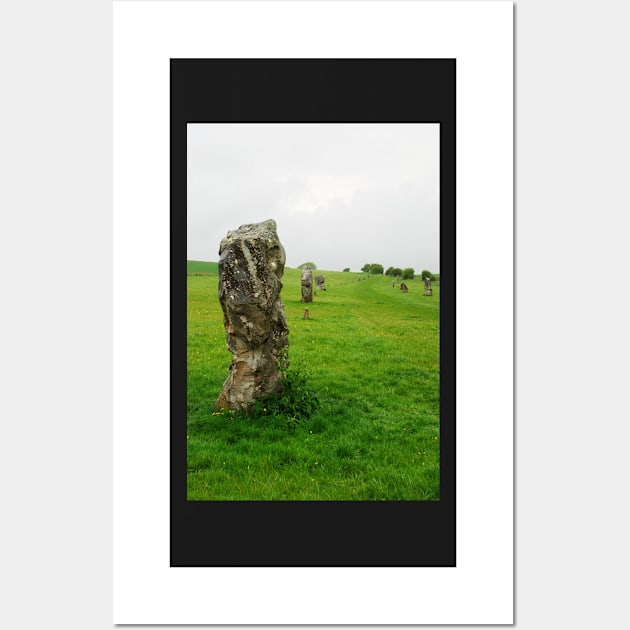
[359,264,437,281]
[301,261,438,281]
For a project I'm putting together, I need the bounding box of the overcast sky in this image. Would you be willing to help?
[187,123,440,273]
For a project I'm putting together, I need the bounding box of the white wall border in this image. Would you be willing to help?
[113,1,513,624]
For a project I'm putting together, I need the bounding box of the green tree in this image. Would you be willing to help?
[385,266,395,276]
[392,267,403,278]
[361,264,372,273]
[420,269,433,281]
[402,267,415,280]
[369,263,384,275]
[342,267,350,272]
[298,262,317,270]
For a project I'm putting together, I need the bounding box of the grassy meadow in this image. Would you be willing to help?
[187,260,219,274]
[187,263,440,500]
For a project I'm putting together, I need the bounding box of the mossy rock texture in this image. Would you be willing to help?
[216,219,289,411]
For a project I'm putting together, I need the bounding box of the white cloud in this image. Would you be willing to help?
[187,123,440,273]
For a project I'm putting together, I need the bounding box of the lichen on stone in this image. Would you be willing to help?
[215,219,289,411]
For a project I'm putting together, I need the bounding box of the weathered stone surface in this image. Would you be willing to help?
[215,219,289,411]
[315,275,326,291]
[423,277,433,296]
[400,282,408,293]
[301,268,313,303]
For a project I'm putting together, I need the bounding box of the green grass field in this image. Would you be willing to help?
[187,265,440,500]
[187,260,219,274]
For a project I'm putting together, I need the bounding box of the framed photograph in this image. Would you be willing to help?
[172,59,455,567]
[114,1,512,623]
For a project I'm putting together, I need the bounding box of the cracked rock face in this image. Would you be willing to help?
[215,219,289,411]
[315,275,326,291]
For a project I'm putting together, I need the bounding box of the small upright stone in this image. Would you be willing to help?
[215,219,289,411]
[424,277,433,296]
[315,275,326,291]
[301,268,313,303]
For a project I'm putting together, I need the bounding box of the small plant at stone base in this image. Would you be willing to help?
[250,366,319,431]
[211,407,234,418]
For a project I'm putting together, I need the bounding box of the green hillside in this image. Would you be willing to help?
[187,260,219,274]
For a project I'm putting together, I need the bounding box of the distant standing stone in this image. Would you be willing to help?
[400,282,408,293]
[301,268,313,303]
[424,277,433,296]
[315,275,326,291]
[215,219,289,411]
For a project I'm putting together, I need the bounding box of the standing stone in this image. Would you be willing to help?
[215,219,289,411]
[301,268,313,303]
[315,275,326,291]
[424,277,433,296]
[400,282,408,293]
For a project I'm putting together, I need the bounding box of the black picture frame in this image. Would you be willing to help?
[171,59,455,566]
